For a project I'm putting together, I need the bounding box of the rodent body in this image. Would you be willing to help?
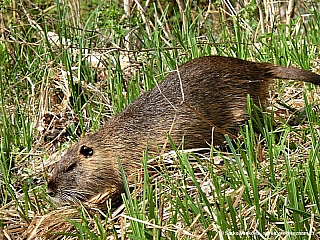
[47,56,320,203]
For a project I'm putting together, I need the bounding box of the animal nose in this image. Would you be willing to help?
[47,189,55,197]
[47,180,56,197]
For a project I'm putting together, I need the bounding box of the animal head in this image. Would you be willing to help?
[47,132,125,204]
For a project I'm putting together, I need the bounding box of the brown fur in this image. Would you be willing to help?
[47,56,320,203]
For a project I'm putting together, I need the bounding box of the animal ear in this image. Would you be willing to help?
[80,145,94,157]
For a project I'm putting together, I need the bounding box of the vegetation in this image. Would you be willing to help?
[0,0,320,239]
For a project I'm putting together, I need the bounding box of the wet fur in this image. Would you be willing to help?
[47,56,320,203]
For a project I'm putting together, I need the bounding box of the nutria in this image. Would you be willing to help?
[47,56,320,204]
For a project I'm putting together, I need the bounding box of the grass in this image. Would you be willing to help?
[1,0,320,239]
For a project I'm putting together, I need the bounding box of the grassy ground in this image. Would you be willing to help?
[1,0,320,239]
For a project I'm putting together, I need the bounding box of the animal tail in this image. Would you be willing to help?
[270,64,320,85]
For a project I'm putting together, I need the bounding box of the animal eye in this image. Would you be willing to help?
[66,162,77,173]
[80,145,94,157]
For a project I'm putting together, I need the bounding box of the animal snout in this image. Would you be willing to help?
[47,180,57,197]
